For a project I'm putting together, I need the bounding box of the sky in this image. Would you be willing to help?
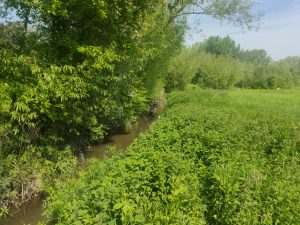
[185,0,300,61]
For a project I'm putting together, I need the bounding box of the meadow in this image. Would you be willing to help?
[43,87,300,224]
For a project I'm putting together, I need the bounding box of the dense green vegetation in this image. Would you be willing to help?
[1,0,299,222]
[44,88,300,224]
[166,36,300,91]
[0,0,264,217]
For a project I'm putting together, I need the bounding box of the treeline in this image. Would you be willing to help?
[0,0,261,216]
[166,36,300,91]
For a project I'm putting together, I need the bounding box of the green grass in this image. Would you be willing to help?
[227,89,300,115]
[44,88,300,225]
[177,86,300,113]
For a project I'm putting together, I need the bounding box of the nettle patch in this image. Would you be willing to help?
[44,89,300,224]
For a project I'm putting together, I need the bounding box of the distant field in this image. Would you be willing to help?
[44,87,300,224]
[173,86,300,116]
[223,88,300,115]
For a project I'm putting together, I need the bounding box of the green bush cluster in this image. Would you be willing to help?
[191,53,243,89]
[164,49,201,93]
[166,36,300,91]
[44,88,300,224]
[238,61,296,89]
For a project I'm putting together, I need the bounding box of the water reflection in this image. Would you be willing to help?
[0,198,44,225]
[0,116,153,225]
[86,116,153,160]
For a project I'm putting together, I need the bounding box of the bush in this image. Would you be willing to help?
[165,49,200,93]
[0,46,147,215]
[44,152,206,224]
[191,53,243,89]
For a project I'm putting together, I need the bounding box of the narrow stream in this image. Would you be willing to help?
[0,116,153,225]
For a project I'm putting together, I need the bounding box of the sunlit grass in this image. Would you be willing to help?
[174,85,300,118]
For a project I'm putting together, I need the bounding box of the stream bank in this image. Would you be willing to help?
[0,116,154,225]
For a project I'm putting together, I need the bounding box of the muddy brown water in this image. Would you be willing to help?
[0,116,153,225]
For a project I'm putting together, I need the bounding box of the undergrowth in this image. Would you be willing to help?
[43,88,300,224]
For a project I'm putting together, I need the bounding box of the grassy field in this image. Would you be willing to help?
[172,86,300,115]
[44,88,300,225]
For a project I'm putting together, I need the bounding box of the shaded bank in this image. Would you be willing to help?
[0,116,154,225]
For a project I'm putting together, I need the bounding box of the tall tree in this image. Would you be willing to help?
[240,49,272,66]
[201,35,241,58]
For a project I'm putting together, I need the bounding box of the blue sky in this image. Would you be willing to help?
[185,0,300,60]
